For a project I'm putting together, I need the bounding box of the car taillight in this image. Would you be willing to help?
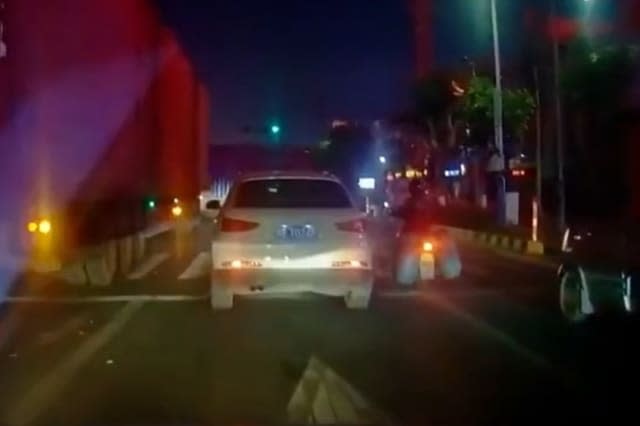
[422,241,434,252]
[220,216,259,232]
[336,218,366,233]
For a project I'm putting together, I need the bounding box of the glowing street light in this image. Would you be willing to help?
[378,155,387,164]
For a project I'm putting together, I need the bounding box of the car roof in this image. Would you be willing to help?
[237,170,341,182]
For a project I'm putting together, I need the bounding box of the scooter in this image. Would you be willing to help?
[395,228,462,286]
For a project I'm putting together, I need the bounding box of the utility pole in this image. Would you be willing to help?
[551,0,566,230]
[490,0,507,224]
[533,66,543,212]
[490,0,505,168]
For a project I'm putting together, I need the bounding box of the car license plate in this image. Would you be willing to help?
[276,224,317,241]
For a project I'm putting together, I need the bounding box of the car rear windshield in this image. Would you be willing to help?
[231,179,353,208]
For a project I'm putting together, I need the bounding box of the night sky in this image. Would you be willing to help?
[155,0,615,145]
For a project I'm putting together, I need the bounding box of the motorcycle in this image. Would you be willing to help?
[395,227,462,286]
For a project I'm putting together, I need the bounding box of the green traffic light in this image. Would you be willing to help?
[147,200,156,209]
[270,124,280,135]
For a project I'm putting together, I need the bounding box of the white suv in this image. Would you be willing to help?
[210,171,373,309]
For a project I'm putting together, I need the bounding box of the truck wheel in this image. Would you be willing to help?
[210,273,233,310]
[560,268,589,323]
[345,278,373,309]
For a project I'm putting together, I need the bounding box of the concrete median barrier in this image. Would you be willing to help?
[85,241,117,287]
[117,236,134,276]
[133,234,146,264]
[30,220,194,287]
[57,260,87,286]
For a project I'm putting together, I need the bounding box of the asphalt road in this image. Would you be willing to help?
[0,220,638,425]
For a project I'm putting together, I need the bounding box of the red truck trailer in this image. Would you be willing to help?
[0,0,210,285]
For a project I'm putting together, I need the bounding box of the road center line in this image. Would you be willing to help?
[4,300,145,426]
[421,293,551,370]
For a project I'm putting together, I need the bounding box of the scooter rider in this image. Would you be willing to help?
[391,178,433,285]
[393,178,431,233]
[394,178,462,283]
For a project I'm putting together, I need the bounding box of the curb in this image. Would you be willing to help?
[433,225,545,256]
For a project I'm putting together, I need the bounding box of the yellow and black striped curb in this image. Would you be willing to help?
[433,226,545,256]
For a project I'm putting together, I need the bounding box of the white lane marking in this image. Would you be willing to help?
[36,315,86,346]
[127,252,170,280]
[178,252,211,280]
[1,294,207,304]
[422,293,551,370]
[5,300,144,426]
[287,356,393,425]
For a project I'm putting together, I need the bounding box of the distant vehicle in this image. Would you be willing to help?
[558,226,640,322]
[208,171,373,309]
[0,0,209,284]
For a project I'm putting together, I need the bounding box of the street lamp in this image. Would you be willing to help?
[378,155,387,164]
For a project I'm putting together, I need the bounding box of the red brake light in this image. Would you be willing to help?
[336,218,366,233]
[220,216,259,232]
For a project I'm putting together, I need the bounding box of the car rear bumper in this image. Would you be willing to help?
[211,240,372,270]
[212,268,372,296]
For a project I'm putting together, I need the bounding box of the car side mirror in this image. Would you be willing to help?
[206,200,221,210]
